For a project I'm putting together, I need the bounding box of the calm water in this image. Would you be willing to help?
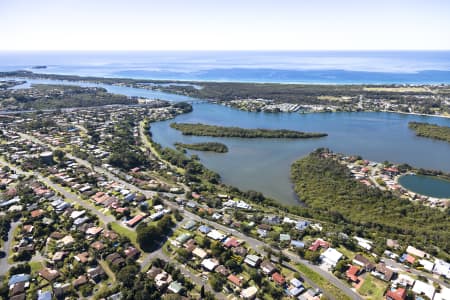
[2,51,450,84]
[398,175,450,198]
[3,71,450,205]
[150,105,450,205]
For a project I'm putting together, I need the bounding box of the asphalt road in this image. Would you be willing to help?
[182,210,362,300]
[384,258,449,288]
[18,132,360,299]
[0,221,20,277]
[2,150,223,297]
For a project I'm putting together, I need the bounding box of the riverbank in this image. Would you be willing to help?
[175,142,229,153]
[290,149,450,256]
[2,71,450,117]
[408,121,450,142]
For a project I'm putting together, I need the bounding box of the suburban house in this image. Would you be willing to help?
[244,254,261,268]
[320,248,343,267]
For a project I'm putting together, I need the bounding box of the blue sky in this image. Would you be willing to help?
[1,0,449,50]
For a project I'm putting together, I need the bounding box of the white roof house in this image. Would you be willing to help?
[412,280,435,299]
[320,248,343,267]
[201,258,219,272]
[434,259,450,278]
[406,245,427,258]
[70,210,86,219]
[192,247,208,259]
[418,259,435,272]
[433,286,450,300]
[394,273,415,287]
[244,255,261,268]
[241,286,258,299]
[207,230,226,241]
[354,236,373,251]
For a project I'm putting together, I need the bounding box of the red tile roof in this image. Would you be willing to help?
[126,214,144,227]
[227,274,242,287]
[346,265,360,282]
[272,272,286,285]
[405,254,416,264]
[386,288,407,300]
[308,239,329,251]
[224,237,241,248]
[30,209,45,218]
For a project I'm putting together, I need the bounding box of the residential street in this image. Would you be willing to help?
[17,132,361,300]
[0,221,20,277]
[384,258,449,288]
[183,210,362,300]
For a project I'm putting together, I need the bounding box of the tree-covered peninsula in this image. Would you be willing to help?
[170,123,327,139]
[408,121,450,143]
[290,149,449,255]
[175,142,228,153]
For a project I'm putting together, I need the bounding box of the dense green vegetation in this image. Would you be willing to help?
[136,215,175,252]
[291,149,450,254]
[0,84,137,110]
[107,118,151,170]
[409,121,450,143]
[175,142,228,153]
[170,123,327,139]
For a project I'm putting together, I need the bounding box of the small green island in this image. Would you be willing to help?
[175,142,229,153]
[408,121,450,143]
[170,122,327,138]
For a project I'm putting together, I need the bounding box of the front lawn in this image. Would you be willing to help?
[358,275,388,299]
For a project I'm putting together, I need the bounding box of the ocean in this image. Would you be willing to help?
[1,51,450,84]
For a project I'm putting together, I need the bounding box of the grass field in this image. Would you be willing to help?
[358,275,388,300]
[110,222,138,248]
[99,260,116,281]
[296,263,352,300]
[29,261,43,273]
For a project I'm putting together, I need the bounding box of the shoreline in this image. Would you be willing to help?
[396,173,450,200]
[383,110,450,119]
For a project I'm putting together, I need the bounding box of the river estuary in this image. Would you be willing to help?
[7,78,450,205]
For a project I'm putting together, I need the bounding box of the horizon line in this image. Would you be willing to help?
[1,49,450,52]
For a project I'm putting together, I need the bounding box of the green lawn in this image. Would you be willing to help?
[99,260,116,282]
[337,246,357,260]
[296,263,351,300]
[358,275,388,300]
[29,261,43,273]
[110,222,138,248]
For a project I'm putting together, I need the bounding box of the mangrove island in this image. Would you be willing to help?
[408,121,450,143]
[170,122,327,138]
[175,142,229,153]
